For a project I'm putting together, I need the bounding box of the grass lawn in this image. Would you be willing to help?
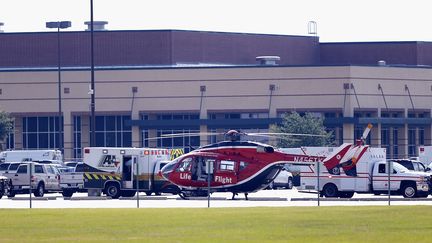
[0,206,430,242]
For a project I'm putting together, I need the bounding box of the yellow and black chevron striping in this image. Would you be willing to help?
[84,173,121,181]
[170,149,184,160]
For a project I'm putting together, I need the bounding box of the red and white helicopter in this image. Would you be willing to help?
[160,125,372,199]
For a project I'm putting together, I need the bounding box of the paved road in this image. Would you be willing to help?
[1,189,431,208]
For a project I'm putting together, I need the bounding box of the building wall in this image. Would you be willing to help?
[1,65,431,159]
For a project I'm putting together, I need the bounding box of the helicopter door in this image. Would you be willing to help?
[122,155,136,189]
[214,159,237,185]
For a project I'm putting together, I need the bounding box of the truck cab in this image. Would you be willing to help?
[371,161,431,198]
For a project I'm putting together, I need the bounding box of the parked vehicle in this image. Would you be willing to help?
[390,159,430,173]
[268,167,293,189]
[0,150,63,164]
[59,163,85,197]
[83,147,182,198]
[0,176,11,199]
[298,148,432,198]
[0,162,22,176]
[5,162,61,197]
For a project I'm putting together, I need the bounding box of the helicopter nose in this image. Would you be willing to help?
[160,162,175,180]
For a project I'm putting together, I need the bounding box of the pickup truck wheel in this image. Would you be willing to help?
[62,190,74,198]
[145,191,152,196]
[105,183,121,199]
[286,178,293,189]
[34,183,45,197]
[322,183,338,198]
[401,184,416,198]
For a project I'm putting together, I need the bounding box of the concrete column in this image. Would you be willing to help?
[342,82,354,143]
[63,112,73,159]
[371,108,381,147]
[199,92,208,146]
[131,111,140,148]
[400,109,409,158]
[148,114,157,148]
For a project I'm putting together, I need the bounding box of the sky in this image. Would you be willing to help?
[1,0,432,42]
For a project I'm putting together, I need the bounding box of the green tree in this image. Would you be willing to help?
[270,112,333,147]
[0,111,14,150]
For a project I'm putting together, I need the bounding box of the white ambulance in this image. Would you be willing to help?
[82,147,183,198]
[296,147,431,198]
[0,149,63,164]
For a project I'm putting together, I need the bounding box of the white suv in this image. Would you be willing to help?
[269,168,294,189]
[6,162,60,197]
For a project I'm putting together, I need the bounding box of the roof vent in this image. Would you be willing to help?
[0,22,4,33]
[256,56,280,65]
[84,21,108,31]
[378,60,386,66]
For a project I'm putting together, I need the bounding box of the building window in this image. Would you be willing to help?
[157,129,200,152]
[381,127,390,158]
[393,127,399,158]
[92,115,132,147]
[23,116,62,149]
[408,127,416,157]
[73,116,82,159]
[140,113,200,152]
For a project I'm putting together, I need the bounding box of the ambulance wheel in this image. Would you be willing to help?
[322,183,338,198]
[105,183,121,199]
[401,184,416,198]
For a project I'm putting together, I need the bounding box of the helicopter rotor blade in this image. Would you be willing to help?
[247,132,326,137]
[160,132,222,138]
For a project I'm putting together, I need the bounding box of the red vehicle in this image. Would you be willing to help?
[160,130,358,199]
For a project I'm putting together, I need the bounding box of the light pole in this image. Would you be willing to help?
[90,0,96,146]
[46,21,72,153]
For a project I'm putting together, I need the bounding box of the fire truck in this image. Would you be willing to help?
[82,147,183,198]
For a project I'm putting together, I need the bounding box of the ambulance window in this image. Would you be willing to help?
[378,164,386,173]
[176,157,192,172]
[220,160,235,171]
[239,161,248,171]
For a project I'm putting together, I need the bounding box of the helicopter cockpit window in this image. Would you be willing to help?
[176,157,193,172]
[239,161,248,171]
[220,160,235,171]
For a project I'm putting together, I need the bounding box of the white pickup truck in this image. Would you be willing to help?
[6,162,61,197]
[59,163,85,197]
